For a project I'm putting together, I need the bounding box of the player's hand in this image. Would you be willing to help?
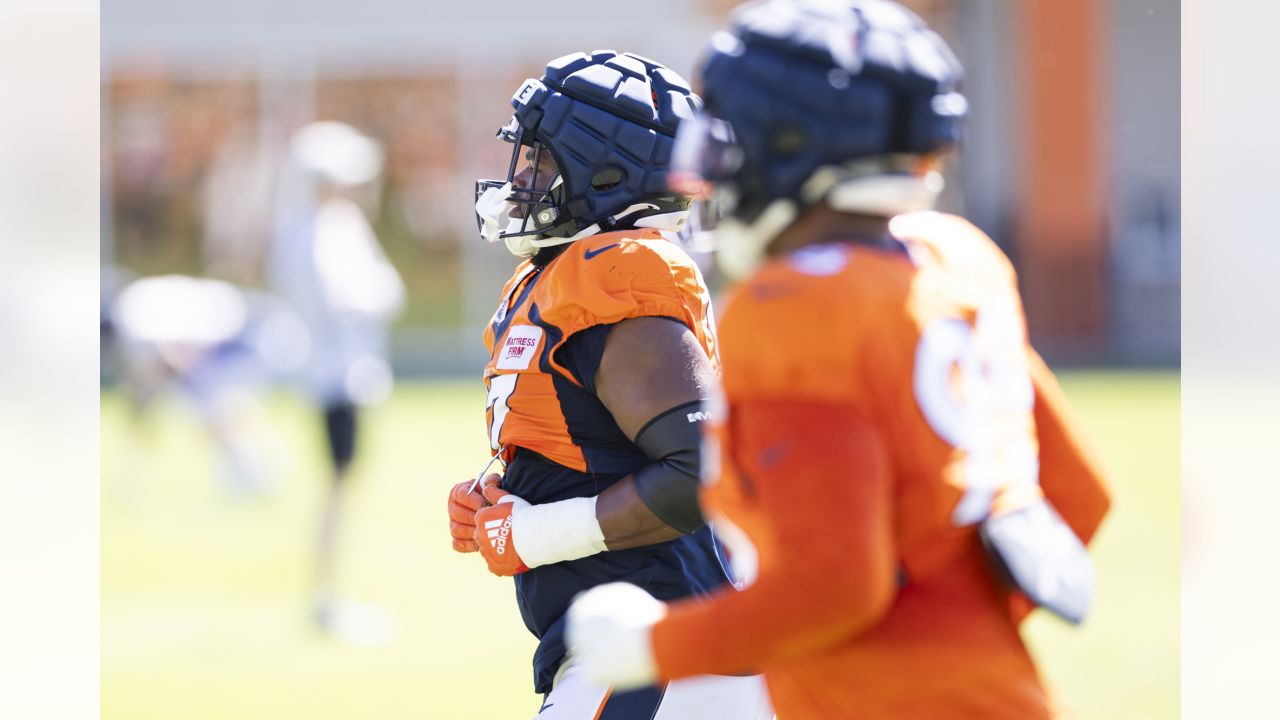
[473,483,532,576]
[448,474,499,553]
[566,582,666,690]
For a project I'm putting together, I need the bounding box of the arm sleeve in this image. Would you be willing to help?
[631,401,706,534]
[650,398,897,679]
[1029,350,1114,545]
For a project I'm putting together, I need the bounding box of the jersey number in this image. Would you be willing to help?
[913,305,1037,526]
[486,374,517,450]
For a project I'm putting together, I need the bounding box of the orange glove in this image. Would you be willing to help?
[473,482,532,576]
[448,473,499,553]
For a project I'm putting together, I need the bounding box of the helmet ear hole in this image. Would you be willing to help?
[590,167,624,190]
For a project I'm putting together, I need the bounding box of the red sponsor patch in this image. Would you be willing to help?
[495,325,543,371]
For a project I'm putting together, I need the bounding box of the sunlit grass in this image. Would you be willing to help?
[101,371,1178,719]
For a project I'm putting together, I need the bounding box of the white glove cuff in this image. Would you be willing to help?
[509,496,607,569]
[566,582,666,690]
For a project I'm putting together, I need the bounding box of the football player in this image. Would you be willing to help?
[104,272,299,497]
[447,52,772,718]
[566,2,1114,718]
[273,121,406,642]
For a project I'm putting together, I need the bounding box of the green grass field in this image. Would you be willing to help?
[101,371,1178,719]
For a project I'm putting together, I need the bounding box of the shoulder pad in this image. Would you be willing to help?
[531,230,710,373]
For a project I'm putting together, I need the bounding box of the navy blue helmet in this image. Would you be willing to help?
[673,0,967,228]
[475,51,703,256]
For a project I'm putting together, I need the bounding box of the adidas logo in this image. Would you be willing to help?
[485,516,513,555]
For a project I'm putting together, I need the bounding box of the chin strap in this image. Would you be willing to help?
[801,157,943,216]
[481,178,691,258]
[510,204,689,258]
[634,210,689,233]
[504,221,602,258]
[597,202,690,237]
[819,173,943,217]
[716,159,944,279]
[715,200,798,280]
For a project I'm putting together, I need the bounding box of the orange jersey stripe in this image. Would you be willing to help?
[591,688,613,720]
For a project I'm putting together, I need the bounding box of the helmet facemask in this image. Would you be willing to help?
[475,119,587,258]
[476,52,705,258]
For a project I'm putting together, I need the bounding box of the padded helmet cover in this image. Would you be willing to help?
[698,0,967,222]
[507,51,703,231]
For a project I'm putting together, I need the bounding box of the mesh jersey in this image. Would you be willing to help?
[481,228,731,694]
[654,212,1111,718]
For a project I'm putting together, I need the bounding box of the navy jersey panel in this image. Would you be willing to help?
[550,316,697,476]
[502,450,733,694]
[546,322,649,475]
[598,683,667,718]
[555,316,692,395]
[554,322,612,395]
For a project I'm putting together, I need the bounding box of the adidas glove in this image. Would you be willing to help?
[473,482,607,577]
[447,475,498,553]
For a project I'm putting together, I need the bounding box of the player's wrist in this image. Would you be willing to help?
[510,496,607,569]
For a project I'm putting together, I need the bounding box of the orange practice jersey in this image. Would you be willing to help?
[651,212,1112,718]
[482,228,718,473]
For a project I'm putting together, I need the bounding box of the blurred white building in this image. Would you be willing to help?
[103,0,1179,367]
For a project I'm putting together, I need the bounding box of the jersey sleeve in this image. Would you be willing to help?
[545,236,706,333]
[554,317,695,395]
[539,234,715,383]
[553,322,614,394]
[650,397,897,679]
[1029,349,1113,544]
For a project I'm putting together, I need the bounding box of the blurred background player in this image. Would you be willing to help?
[271,120,407,641]
[447,51,771,718]
[102,270,305,499]
[568,1,1113,718]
